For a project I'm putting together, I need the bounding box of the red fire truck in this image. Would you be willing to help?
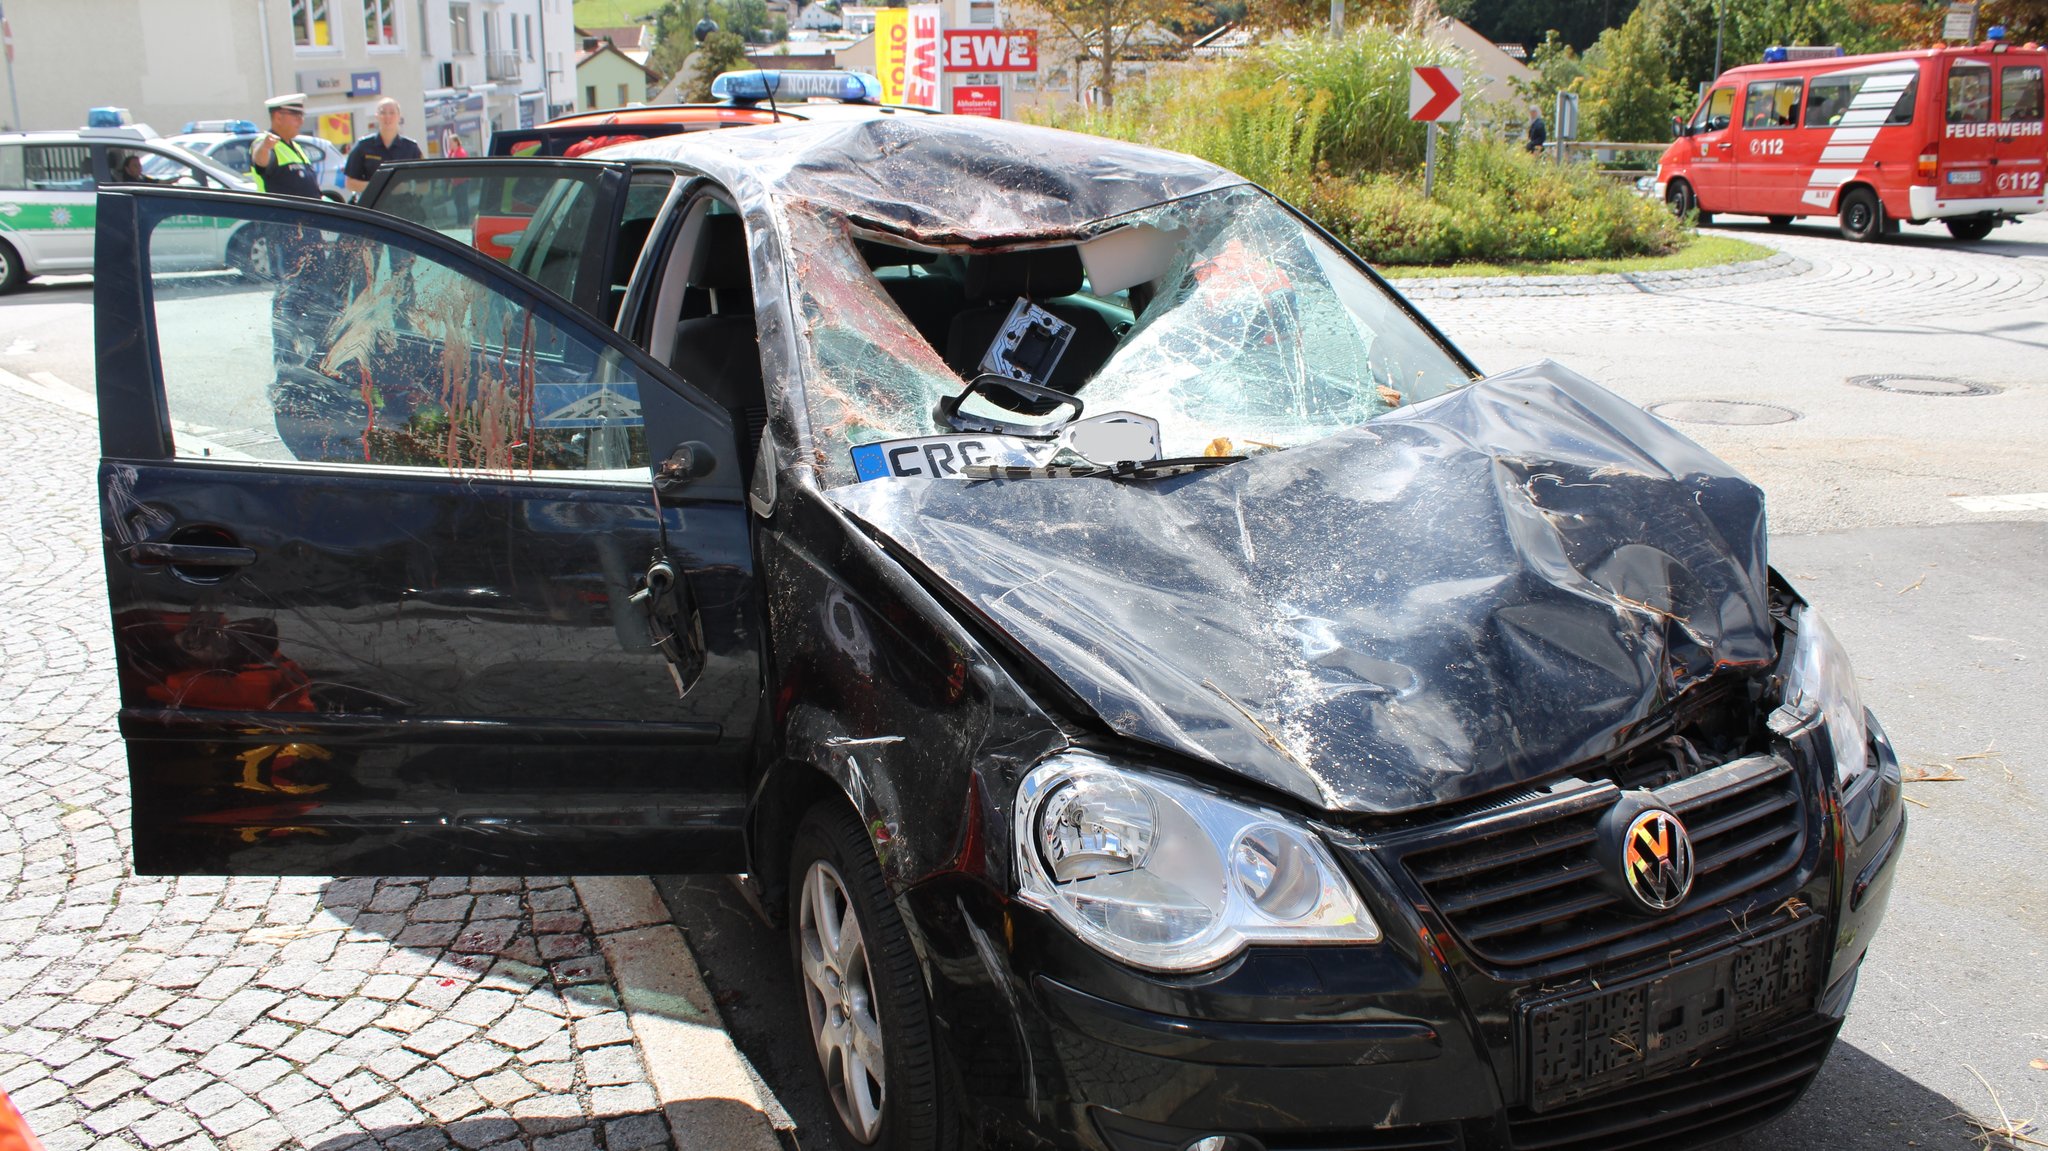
[1657,38,2046,241]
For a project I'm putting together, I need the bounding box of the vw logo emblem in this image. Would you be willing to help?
[1620,808,1694,912]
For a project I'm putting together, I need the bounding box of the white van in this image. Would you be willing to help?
[0,126,256,292]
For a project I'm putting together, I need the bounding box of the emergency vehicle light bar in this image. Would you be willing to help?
[712,69,883,105]
[1762,45,1847,62]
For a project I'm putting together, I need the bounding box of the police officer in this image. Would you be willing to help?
[343,97,423,197]
[250,93,324,198]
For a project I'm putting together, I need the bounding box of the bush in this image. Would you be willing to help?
[1315,138,1685,264]
[1029,24,1688,265]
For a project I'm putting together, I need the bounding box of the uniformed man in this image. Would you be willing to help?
[250,93,324,199]
[343,97,423,197]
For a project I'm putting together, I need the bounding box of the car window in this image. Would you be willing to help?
[1804,71,1917,128]
[212,139,254,174]
[1691,88,1736,133]
[1949,60,1993,123]
[371,168,612,306]
[146,209,649,475]
[790,184,1471,488]
[7,144,96,191]
[114,149,215,187]
[1743,79,1802,129]
[2001,64,2044,123]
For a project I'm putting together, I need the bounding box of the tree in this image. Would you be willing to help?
[1241,0,1407,32]
[1519,29,1587,108]
[1459,0,1641,52]
[1579,10,1688,140]
[685,31,751,100]
[1843,0,2047,42]
[1022,0,1198,106]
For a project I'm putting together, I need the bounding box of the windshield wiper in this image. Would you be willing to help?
[960,456,1246,481]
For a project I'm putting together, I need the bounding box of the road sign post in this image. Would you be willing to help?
[1409,66,1463,198]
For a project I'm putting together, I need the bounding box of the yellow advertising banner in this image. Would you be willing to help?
[876,7,908,104]
[317,112,356,149]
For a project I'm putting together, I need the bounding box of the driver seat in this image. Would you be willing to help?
[668,215,767,476]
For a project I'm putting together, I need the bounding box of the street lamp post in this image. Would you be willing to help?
[1713,0,1724,79]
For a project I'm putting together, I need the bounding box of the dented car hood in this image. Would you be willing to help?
[827,363,1777,815]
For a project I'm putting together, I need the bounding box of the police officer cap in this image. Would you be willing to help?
[265,93,308,112]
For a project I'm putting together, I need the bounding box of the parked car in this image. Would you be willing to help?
[0,125,255,292]
[165,129,349,201]
[94,102,1904,1151]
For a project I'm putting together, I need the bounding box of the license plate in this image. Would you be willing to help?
[1522,919,1824,1112]
[1948,170,1983,185]
[850,434,1056,481]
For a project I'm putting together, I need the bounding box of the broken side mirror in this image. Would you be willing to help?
[631,558,706,698]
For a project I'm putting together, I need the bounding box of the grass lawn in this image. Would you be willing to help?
[1376,235,1776,280]
[573,0,657,27]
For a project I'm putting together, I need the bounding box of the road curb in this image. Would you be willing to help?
[574,877,785,1151]
[1392,251,1808,300]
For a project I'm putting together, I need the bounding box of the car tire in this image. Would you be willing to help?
[0,239,23,295]
[227,227,274,282]
[1666,180,1710,225]
[1945,216,1995,242]
[1837,188,1884,242]
[788,801,952,1151]
[1766,215,1794,229]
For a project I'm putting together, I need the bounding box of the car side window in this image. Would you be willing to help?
[147,206,649,474]
[1949,61,1993,123]
[2002,65,2044,123]
[1743,80,1801,130]
[215,140,254,174]
[20,144,94,191]
[1803,72,1917,129]
[1692,88,1735,133]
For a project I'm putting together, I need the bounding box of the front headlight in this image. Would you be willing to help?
[1015,752,1381,973]
[1775,604,1870,791]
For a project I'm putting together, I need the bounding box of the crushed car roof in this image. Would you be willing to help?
[594,115,1248,241]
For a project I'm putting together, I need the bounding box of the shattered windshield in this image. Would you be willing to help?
[789,184,1472,488]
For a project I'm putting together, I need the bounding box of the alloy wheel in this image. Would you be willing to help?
[799,858,886,1142]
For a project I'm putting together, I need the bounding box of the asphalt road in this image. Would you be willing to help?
[8,209,2045,1150]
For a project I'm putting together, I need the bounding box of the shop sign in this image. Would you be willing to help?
[942,30,1037,72]
[905,4,943,107]
[952,84,1002,118]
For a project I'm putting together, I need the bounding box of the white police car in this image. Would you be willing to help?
[0,125,255,293]
[167,122,349,202]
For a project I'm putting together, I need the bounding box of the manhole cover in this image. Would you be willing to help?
[1648,400,1801,426]
[1848,374,2001,396]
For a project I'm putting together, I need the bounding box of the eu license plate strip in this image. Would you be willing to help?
[1521,918,1824,1112]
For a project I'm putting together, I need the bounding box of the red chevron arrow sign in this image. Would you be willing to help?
[1409,66,1463,123]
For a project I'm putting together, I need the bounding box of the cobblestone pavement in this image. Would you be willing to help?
[1407,215,2048,331]
[0,383,690,1149]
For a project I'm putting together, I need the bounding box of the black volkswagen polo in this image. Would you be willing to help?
[93,112,1904,1151]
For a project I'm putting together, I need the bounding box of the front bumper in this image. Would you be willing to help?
[911,716,1905,1151]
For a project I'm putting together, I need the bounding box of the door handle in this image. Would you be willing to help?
[1716,142,1732,149]
[127,541,258,567]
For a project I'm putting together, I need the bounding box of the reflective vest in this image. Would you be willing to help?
[253,137,322,198]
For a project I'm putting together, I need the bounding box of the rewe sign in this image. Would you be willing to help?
[942,30,1038,72]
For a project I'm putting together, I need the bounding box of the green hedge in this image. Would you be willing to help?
[1030,26,1686,266]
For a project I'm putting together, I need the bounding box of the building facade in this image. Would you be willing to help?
[1,0,574,154]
